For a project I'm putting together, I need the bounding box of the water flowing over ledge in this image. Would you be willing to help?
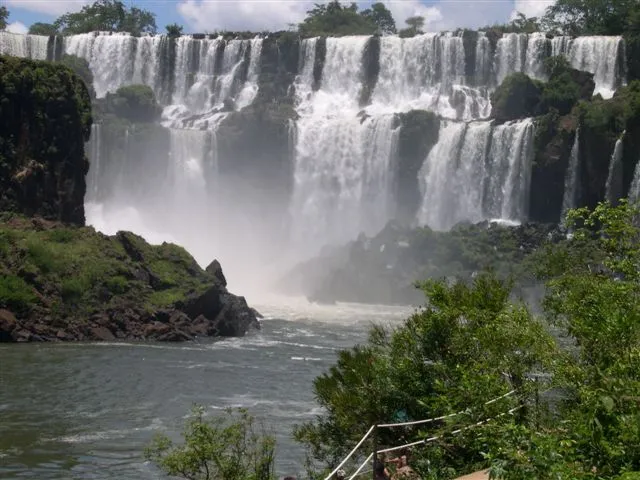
[0,30,629,268]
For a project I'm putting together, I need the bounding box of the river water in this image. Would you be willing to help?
[0,295,412,479]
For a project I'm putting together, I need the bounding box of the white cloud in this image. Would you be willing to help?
[6,21,28,34]
[380,0,443,30]
[511,0,556,19]
[177,0,313,32]
[6,0,89,17]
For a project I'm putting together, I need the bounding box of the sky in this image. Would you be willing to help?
[3,0,556,35]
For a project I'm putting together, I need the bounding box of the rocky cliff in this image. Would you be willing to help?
[0,56,92,225]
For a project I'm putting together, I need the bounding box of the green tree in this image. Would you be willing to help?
[298,0,377,37]
[145,407,276,480]
[398,15,425,38]
[542,0,640,36]
[0,6,8,30]
[102,84,161,122]
[360,2,396,34]
[53,0,156,35]
[295,274,556,477]
[28,22,59,36]
[166,22,184,37]
[487,200,640,478]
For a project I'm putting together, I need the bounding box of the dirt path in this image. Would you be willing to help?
[453,470,490,480]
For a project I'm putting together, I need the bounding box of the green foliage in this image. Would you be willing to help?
[165,23,184,37]
[398,16,425,38]
[53,0,156,35]
[360,3,396,35]
[542,0,640,36]
[298,0,392,37]
[0,6,7,30]
[102,84,161,123]
[491,72,542,122]
[295,273,556,477]
[145,406,276,480]
[0,275,38,314]
[28,22,59,36]
[480,13,541,35]
[538,56,588,115]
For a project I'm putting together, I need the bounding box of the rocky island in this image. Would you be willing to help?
[0,56,259,342]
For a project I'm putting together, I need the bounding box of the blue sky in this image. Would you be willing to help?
[4,0,554,34]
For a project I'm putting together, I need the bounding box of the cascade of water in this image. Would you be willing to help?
[605,135,625,203]
[0,32,49,59]
[484,118,535,221]
[370,32,481,120]
[290,36,399,255]
[474,32,492,86]
[236,38,263,110]
[294,37,318,106]
[417,119,533,229]
[495,33,528,85]
[64,32,137,98]
[629,160,640,205]
[564,36,625,99]
[524,32,551,81]
[561,129,581,219]
[131,35,164,97]
[86,124,102,202]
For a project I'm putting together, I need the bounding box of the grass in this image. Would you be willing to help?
[0,217,213,319]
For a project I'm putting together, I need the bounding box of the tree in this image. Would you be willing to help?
[399,15,424,38]
[53,0,156,35]
[0,6,8,30]
[360,3,396,35]
[102,84,161,122]
[28,22,59,36]
[542,0,640,36]
[166,23,184,37]
[298,0,378,37]
[295,273,556,477]
[145,407,276,480]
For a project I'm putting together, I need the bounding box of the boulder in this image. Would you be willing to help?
[205,259,227,287]
[0,309,18,342]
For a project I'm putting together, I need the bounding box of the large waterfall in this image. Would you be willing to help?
[561,129,581,219]
[0,30,630,278]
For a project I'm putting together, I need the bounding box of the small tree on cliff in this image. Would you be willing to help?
[28,22,59,36]
[53,0,156,35]
[166,23,183,37]
[399,15,425,38]
[0,6,9,30]
[360,3,396,35]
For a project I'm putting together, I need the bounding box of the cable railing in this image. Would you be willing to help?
[322,389,520,480]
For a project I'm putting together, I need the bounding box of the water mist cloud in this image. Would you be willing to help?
[6,21,28,34]
[511,0,556,19]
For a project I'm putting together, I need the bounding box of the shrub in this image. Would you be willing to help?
[0,275,38,313]
[145,407,276,480]
[491,73,542,122]
[104,84,161,123]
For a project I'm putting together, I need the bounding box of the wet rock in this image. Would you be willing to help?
[205,259,227,287]
[90,326,116,341]
[0,309,18,342]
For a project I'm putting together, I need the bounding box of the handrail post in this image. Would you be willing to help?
[372,424,377,480]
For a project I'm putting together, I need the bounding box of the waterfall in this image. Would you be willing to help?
[552,36,625,99]
[294,37,318,104]
[290,36,399,255]
[561,129,581,218]
[417,119,533,229]
[605,135,625,204]
[86,124,102,202]
[236,38,263,110]
[64,32,137,98]
[370,32,482,120]
[495,33,528,85]
[629,160,640,205]
[0,32,49,59]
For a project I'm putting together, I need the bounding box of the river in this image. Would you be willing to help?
[0,295,412,479]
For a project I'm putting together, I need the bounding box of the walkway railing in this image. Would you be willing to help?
[323,389,521,480]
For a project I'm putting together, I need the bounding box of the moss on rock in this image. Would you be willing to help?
[0,215,259,342]
[491,72,542,122]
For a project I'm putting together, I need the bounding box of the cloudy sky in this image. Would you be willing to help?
[4,0,555,35]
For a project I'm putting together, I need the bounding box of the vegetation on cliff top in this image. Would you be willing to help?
[298,0,396,37]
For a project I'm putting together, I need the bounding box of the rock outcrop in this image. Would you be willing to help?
[0,217,260,342]
[0,56,92,225]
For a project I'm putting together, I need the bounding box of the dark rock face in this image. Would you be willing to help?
[530,113,578,223]
[0,56,92,226]
[491,72,542,122]
[395,110,440,223]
